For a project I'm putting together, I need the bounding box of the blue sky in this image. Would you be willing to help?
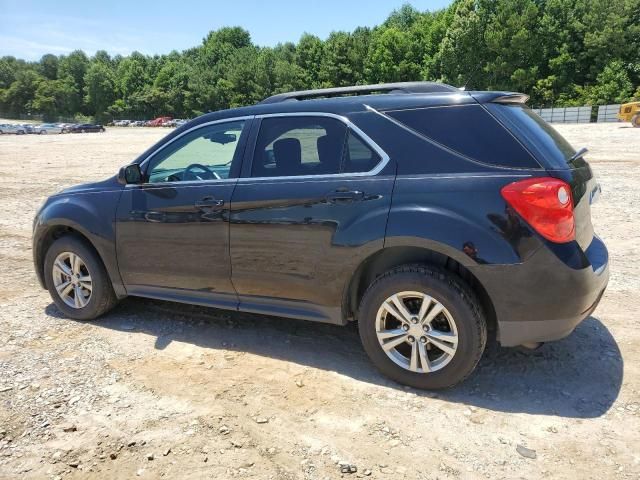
[0,0,452,60]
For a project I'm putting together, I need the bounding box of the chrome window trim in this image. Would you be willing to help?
[243,111,391,182]
[132,111,391,187]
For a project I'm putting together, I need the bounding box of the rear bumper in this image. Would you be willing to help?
[470,235,609,347]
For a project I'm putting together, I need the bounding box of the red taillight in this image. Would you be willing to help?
[500,177,575,243]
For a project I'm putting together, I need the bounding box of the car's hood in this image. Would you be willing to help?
[54,175,123,196]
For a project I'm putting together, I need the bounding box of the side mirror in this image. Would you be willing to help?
[117,163,143,185]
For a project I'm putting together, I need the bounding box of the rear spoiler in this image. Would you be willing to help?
[492,93,530,104]
[469,91,529,105]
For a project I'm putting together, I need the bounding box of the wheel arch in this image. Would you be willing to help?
[343,245,497,336]
[34,224,120,293]
[34,196,126,298]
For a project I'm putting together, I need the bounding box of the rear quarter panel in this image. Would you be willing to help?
[385,173,544,266]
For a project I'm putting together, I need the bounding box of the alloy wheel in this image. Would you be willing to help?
[52,251,92,309]
[375,291,458,373]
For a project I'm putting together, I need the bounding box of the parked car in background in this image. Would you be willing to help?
[130,120,146,127]
[34,123,64,134]
[113,120,131,127]
[174,119,188,127]
[58,123,75,133]
[0,123,27,135]
[148,116,172,127]
[32,81,609,389]
[69,123,105,133]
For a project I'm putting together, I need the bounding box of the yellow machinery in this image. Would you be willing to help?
[618,101,640,127]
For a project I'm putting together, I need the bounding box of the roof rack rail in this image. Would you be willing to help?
[259,81,458,104]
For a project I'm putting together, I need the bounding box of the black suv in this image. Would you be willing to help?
[33,82,609,389]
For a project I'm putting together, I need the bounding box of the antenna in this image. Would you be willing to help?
[461,63,482,91]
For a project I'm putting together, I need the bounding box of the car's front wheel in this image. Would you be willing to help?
[44,236,118,320]
[632,114,640,128]
[358,265,486,390]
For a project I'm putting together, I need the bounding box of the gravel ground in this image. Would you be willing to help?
[0,123,638,479]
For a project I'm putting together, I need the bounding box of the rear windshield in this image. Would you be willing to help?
[485,104,577,169]
[386,104,539,168]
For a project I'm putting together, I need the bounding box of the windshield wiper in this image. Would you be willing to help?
[570,147,588,162]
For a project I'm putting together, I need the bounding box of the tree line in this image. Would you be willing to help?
[1,0,639,122]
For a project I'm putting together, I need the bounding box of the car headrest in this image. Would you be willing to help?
[273,138,302,172]
[316,135,343,169]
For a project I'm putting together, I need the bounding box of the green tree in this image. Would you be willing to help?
[39,54,59,80]
[84,62,116,118]
[365,27,421,83]
[579,60,634,105]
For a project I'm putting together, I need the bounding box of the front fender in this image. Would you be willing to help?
[33,189,126,297]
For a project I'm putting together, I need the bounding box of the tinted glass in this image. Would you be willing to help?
[148,121,244,183]
[486,104,577,169]
[343,131,381,173]
[251,117,347,177]
[387,104,539,168]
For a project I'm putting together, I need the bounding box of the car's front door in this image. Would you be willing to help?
[229,114,394,324]
[115,118,250,309]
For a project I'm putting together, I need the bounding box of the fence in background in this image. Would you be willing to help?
[530,106,592,123]
[530,104,625,123]
[596,104,621,123]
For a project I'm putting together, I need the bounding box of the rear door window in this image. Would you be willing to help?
[251,116,347,177]
[250,116,383,177]
[386,104,540,168]
[343,131,381,173]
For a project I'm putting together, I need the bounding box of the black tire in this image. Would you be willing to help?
[44,236,118,320]
[632,114,640,128]
[358,265,487,390]
[40,130,46,135]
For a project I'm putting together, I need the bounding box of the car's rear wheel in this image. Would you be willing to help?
[358,265,486,390]
[40,130,46,135]
[44,236,118,320]
[632,114,640,128]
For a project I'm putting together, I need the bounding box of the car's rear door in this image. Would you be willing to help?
[229,113,394,324]
[115,118,251,309]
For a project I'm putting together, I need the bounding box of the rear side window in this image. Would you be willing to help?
[386,104,539,168]
[486,104,577,169]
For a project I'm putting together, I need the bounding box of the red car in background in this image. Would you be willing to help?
[147,116,172,127]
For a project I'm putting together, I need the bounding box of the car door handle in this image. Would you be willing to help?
[195,197,224,209]
[326,190,364,203]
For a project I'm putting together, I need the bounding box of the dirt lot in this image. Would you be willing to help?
[0,123,638,479]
